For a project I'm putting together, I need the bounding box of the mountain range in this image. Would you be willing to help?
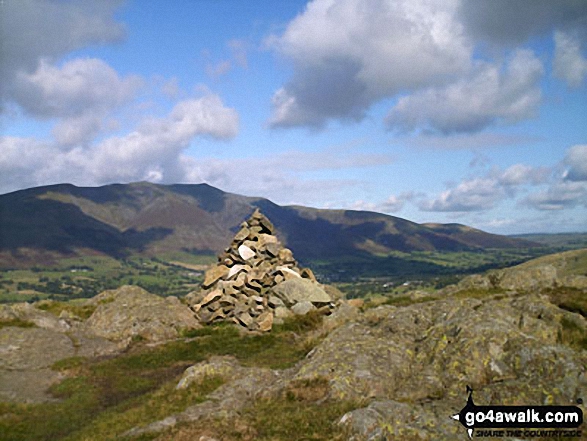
[0,182,538,268]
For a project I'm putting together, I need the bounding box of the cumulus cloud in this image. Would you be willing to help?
[419,164,550,212]
[399,132,542,151]
[12,58,141,119]
[1,0,125,103]
[494,163,550,187]
[457,0,587,46]
[180,155,362,207]
[379,192,415,213]
[386,50,543,134]
[204,39,249,79]
[563,144,587,182]
[268,0,585,131]
[268,0,470,128]
[554,31,587,88]
[419,177,503,212]
[178,144,390,206]
[522,182,587,211]
[89,94,239,183]
[10,58,142,146]
[0,94,239,193]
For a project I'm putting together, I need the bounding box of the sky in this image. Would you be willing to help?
[1,0,587,235]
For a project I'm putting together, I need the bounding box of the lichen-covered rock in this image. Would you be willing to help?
[339,399,460,441]
[296,293,587,440]
[1,302,70,332]
[85,285,201,342]
[293,321,413,400]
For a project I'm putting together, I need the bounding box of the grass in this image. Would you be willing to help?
[36,300,97,319]
[546,287,587,317]
[559,316,587,351]
[452,287,506,300]
[0,317,36,329]
[61,375,225,441]
[0,254,206,303]
[157,377,360,441]
[380,294,438,307]
[0,314,325,441]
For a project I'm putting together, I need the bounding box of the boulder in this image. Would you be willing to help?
[85,285,201,342]
[291,301,316,316]
[270,278,332,306]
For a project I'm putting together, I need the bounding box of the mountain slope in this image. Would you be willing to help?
[0,182,538,267]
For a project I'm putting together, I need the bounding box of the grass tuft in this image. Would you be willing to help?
[36,300,97,319]
[559,316,587,351]
[0,318,36,329]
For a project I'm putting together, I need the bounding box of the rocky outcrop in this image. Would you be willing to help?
[125,290,587,440]
[0,302,71,332]
[85,285,201,343]
[187,209,334,331]
[452,248,587,293]
[124,355,292,439]
[328,294,587,440]
[0,321,119,403]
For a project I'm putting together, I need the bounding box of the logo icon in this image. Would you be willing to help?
[451,386,583,439]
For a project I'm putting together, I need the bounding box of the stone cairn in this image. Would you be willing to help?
[189,209,333,332]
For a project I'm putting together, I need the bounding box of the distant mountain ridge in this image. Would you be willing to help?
[0,182,538,267]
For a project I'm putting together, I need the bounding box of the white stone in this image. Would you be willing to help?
[238,244,255,260]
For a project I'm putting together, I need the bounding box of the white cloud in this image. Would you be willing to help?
[457,0,587,46]
[89,94,239,182]
[348,200,377,212]
[419,177,503,212]
[495,164,550,187]
[204,39,249,80]
[268,0,470,128]
[522,182,587,211]
[564,144,587,182]
[13,58,142,119]
[554,31,587,88]
[268,0,586,131]
[379,192,415,213]
[419,164,550,212]
[1,0,125,104]
[10,58,142,146]
[177,144,392,207]
[398,132,542,150]
[181,155,361,207]
[0,94,239,193]
[386,50,543,134]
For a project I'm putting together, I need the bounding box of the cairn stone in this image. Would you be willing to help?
[191,208,334,331]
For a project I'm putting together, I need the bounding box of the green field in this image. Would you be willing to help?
[0,254,214,304]
[0,243,572,304]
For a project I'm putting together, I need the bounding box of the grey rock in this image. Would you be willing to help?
[270,278,332,306]
[291,301,316,316]
[85,285,201,342]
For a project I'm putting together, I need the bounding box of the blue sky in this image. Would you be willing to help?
[1,0,587,235]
